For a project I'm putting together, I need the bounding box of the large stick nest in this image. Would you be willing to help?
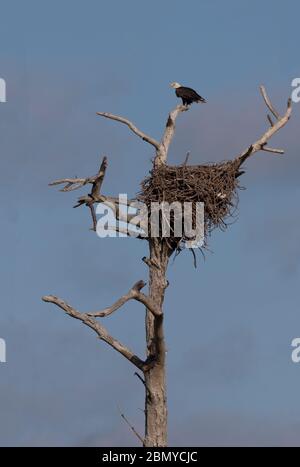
[138,160,244,251]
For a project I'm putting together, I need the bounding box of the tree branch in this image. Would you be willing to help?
[260,85,280,120]
[49,156,109,230]
[134,371,146,388]
[86,280,161,318]
[48,157,143,232]
[261,146,284,154]
[96,112,160,150]
[155,104,188,166]
[88,203,97,231]
[49,177,89,191]
[96,105,189,168]
[42,294,147,371]
[236,86,292,167]
[50,156,108,193]
[117,405,144,445]
[267,114,274,127]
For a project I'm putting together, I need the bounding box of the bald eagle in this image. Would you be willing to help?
[170,82,206,106]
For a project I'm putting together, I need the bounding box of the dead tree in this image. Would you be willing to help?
[43,86,292,447]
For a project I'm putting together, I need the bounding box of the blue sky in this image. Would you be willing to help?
[0,0,300,446]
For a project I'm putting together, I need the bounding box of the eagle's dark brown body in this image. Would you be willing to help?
[175,86,206,106]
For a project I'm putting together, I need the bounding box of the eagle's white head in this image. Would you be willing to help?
[170,82,182,89]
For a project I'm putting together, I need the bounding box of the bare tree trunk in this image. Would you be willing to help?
[43,87,292,447]
[144,240,170,447]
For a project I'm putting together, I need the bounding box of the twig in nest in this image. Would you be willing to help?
[182,151,190,166]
